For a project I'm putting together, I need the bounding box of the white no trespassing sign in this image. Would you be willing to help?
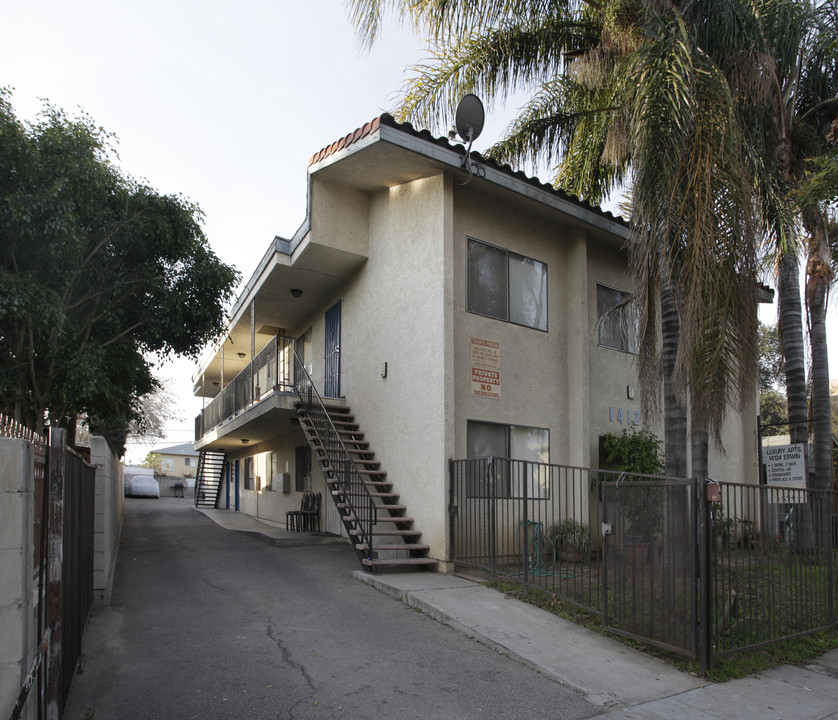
[762,444,807,492]
[471,336,501,399]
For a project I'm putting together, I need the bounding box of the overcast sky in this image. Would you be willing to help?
[3,1,833,463]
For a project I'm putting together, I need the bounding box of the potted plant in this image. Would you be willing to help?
[597,428,665,563]
[548,518,592,562]
[711,502,736,551]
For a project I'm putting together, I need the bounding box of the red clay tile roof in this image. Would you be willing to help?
[308,113,627,226]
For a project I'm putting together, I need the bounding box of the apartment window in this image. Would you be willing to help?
[467,238,547,331]
[244,457,254,491]
[184,457,195,467]
[265,451,277,491]
[596,283,639,354]
[466,421,550,498]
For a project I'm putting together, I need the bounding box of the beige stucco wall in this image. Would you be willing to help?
[336,173,452,559]
[222,434,329,528]
[451,187,589,467]
[158,454,197,479]
[91,437,122,602]
[209,157,761,563]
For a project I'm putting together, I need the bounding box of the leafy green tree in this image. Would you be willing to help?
[759,323,786,393]
[758,322,789,436]
[140,452,165,475]
[0,90,239,453]
[760,390,790,437]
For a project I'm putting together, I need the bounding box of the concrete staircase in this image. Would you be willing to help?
[295,400,435,572]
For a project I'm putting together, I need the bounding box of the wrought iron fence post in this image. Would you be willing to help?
[601,474,608,629]
[698,478,713,676]
[522,460,529,596]
[826,492,835,627]
[46,428,65,720]
[488,457,496,581]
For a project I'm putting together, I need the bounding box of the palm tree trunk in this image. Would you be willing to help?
[805,218,833,550]
[662,283,688,477]
[661,282,687,618]
[806,221,833,494]
[777,250,809,448]
[691,424,709,480]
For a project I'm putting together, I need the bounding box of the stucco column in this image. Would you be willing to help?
[564,228,591,468]
[441,173,456,567]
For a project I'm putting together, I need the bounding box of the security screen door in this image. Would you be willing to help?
[324,301,341,398]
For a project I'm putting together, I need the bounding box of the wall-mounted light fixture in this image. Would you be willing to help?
[237,352,246,359]
[290,288,303,298]
[241,438,249,445]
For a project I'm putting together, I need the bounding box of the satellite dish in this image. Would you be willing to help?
[455,94,485,144]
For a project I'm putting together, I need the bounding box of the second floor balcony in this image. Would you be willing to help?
[194,334,308,452]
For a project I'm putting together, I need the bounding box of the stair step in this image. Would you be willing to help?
[355,543,430,552]
[322,464,386,477]
[362,558,437,567]
[350,528,421,537]
[334,491,399,500]
[299,417,358,431]
[310,438,371,450]
[345,515,414,524]
[338,503,407,513]
[327,478,392,489]
[330,420,359,429]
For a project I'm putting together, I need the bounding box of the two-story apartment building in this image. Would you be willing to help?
[191,113,758,571]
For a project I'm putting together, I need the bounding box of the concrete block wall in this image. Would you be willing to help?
[0,438,36,720]
[89,437,123,603]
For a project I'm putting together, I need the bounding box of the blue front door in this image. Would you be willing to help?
[324,301,341,398]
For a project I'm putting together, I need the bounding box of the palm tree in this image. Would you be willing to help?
[348,0,764,479]
[348,0,838,496]
[748,0,838,492]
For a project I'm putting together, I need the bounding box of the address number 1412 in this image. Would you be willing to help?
[610,408,640,425]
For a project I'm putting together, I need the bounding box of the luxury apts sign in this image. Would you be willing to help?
[762,443,807,497]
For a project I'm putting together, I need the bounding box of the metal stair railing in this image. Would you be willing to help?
[194,452,208,507]
[194,451,225,508]
[293,353,377,564]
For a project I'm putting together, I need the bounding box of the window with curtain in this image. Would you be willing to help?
[466,420,550,498]
[467,238,547,331]
[596,283,639,354]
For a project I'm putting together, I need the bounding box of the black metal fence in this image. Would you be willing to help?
[449,458,601,611]
[601,477,698,657]
[709,480,837,657]
[2,419,95,720]
[58,443,95,712]
[450,458,838,671]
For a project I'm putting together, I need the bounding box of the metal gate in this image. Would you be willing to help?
[601,478,699,657]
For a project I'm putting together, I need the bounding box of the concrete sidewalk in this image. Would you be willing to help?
[198,507,838,719]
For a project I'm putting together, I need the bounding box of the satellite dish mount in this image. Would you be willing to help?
[453,94,485,178]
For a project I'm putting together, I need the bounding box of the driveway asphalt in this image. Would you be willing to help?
[64,500,838,719]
